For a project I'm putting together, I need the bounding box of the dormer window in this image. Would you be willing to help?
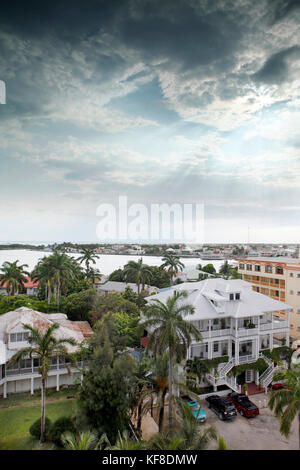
[235,293,240,300]
[229,293,234,300]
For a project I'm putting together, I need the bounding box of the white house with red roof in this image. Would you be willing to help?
[0,307,93,398]
[0,276,39,296]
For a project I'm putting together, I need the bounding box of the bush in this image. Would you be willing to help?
[49,416,76,446]
[29,417,52,441]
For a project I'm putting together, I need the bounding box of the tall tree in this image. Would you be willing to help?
[124,258,153,294]
[77,323,136,442]
[141,291,202,427]
[77,248,100,273]
[160,254,185,285]
[8,323,77,443]
[0,260,30,295]
[268,367,300,449]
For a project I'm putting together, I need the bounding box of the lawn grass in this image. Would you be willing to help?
[0,389,77,450]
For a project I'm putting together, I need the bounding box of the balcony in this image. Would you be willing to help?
[236,328,258,337]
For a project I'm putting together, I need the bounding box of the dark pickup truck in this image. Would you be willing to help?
[227,392,259,418]
[205,394,237,421]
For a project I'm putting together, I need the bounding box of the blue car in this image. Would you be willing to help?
[181,395,207,422]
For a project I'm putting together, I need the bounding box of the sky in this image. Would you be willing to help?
[0,0,300,244]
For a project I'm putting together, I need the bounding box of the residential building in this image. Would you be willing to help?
[0,277,39,296]
[237,254,300,340]
[0,307,93,398]
[143,279,292,393]
[96,281,158,296]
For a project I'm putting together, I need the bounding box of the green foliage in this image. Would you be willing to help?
[231,357,268,376]
[0,295,58,315]
[122,286,146,307]
[77,325,136,443]
[90,292,139,325]
[63,288,97,321]
[201,264,216,274]
[111,311,141,348]
[49,416,76,446]
[29,417,52,441]
[262,346,293,365]
[186,356,229,382]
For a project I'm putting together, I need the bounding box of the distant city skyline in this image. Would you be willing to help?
[1,1,299,243]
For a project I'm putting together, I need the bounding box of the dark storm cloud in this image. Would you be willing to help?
[253,45,300,85]
[267,0,300,23]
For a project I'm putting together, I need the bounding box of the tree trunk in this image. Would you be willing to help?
[159,389,167,432]
[168,347,174,427]
[137,402,142,434]
[137,282,140,295]
[40,377,46,443]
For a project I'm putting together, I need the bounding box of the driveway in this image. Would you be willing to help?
[201,392,298,450]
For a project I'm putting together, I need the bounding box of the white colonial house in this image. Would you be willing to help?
[0,307,93,398]
[143,279,292,393]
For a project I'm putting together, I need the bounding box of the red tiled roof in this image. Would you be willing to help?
[0,276,39,289]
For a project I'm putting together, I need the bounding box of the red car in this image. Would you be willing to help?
[271,383,289,390]
[227,392,259,418]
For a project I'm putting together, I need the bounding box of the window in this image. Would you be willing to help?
[298,274,300,278]
[9,332,29,343]
[275,291,279,297]
[229,293,234,300]
[275,266,284,275]
[255,265,261,272]
[213,342,219,352]
[290,273,294,277]
[246,264,252,271]
[297,292,300,296]
[239,263,245,269]
[265,265,272,273]
[290,290,294,294]
[235,293,240,300]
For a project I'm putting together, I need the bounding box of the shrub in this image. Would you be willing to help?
[29,417,52,441]
[49,416,76,446]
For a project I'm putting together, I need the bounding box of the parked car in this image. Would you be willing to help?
[180,395,207,422]
[227,392,259,418]
[205,394,237,421]
[271,383,286,390]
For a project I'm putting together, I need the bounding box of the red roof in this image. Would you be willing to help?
[0,276,39,289]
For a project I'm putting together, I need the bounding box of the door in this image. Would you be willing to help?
[245,370,253,383]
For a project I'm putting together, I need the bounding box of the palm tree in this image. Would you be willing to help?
[124,258,152,295]
[161,254,185,285]
[141,291,202,426]
[268,367,300,449]
[31,260,53,305]
[0,260,30,295]
[77,248,100,273]
[8,323,77,443]
[108,430,146,450]
[33,251,81,308]
[62,431,99,450]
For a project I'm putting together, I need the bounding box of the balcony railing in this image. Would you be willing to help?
[237,354,257,364]
[236,328,258,337]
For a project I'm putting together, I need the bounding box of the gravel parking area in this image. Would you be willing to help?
[201,392,298,450]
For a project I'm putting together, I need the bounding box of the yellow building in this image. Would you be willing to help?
[237,256,300,341]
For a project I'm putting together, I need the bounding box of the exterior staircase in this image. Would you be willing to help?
[258,353,287,389]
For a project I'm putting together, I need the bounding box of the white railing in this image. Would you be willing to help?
[237,328,258,337]
[210,328,231,337]
[218,358,235,377]
[237,354,258,364]
[224,375,241,393]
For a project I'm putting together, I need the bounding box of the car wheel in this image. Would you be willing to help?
[219,412,223,421]
[240,410,244,416]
